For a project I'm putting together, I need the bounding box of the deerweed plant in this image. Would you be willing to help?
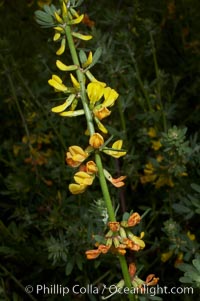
[35,1,159,300]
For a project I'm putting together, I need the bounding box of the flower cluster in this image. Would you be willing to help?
[66,133,127,194]
[85,213,145,259]
[105,262,159,299]
[140,161,174,188]
[52,0,92,56]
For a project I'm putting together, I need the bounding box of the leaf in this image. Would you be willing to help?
[79,50,87,65]
[193,258,200,273]
[76,253,83,271]
[172,203,191,214]
[122,212,130,221]
[179,276,193,284]
[65,259,74,276]
[191,183,200,193]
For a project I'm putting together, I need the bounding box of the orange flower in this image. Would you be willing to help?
[110,176,127,188]
[103,169,126,188]
[86,161,98,174]
[89,133,104,149]
[129,263,137,279]
[116,247,126,255]
[82,14,95,27]
[98,244,110,254]
[108,222,120,232]
[93,106,111,120]
[85,249,100,260]
[145,274,159,286]
[127,212,141,227]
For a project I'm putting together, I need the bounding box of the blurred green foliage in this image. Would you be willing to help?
[0,0,200,300]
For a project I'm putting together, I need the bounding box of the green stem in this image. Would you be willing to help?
[0,55,32,153]
[95,153,116,221]
[126,45,153,112]
[0,264,38,301]
[150,32,167,131]
[65,25,95,135]
[65,22,134,301]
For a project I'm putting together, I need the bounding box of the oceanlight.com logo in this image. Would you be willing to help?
[24,283,194,298]
[101,284,194,298]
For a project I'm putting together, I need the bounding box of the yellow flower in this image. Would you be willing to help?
[69,183,87,194]
[53,32,61,42]
[102,87,119,107]
[89,133,104,149]
[144,162,154,174]
[70,73,80,89]
[51,94,76,113]
[87,82,104,105]
[147,127,157,138]
[56,60,78,71]
[56,38,66,56]
[74,171,94,186]
[37,0,51,8]
[94,117,108,134]
[140,174,157,184]
[68,14,84,25]
[48,75,68,92]
[82,51,93,68]
[151,140,162,151]
[54,11,64,24]
[126,231,146,249]
[72,32,93,41]
[161,250,173,262]
[187,231,196,241]
[66,146,88,167]
[155,175,174,188]
[103,140,126,158]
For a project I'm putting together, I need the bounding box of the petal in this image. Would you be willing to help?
[74,171,94,185]
[94,117,108,134]
[54,11,63,24]
[102,87,119,107]
[82,51,93,68]
[72,32,93,40]
[87,82,104,104]
[56,38,66,55]
[69,183,87,194]
[70,73,80,89]
[85,249,100,260]
[56,60,77,71]
[60,110,84,117]
[53,32,61,41]
[89,133,104,149]
[48,77,68,92]
[112,140,123,150]
[68,14,84,25]
[51,94,75,113]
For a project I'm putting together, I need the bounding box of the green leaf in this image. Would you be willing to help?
[193,258,200,273]
[79,50,87,65]
[122,212,130,221]
[179,276,193,284]
[191,183,200,193]
[76,254,83,271]
[65,259,74,276]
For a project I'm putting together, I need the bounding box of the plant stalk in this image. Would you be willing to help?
[65,22,134,301]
